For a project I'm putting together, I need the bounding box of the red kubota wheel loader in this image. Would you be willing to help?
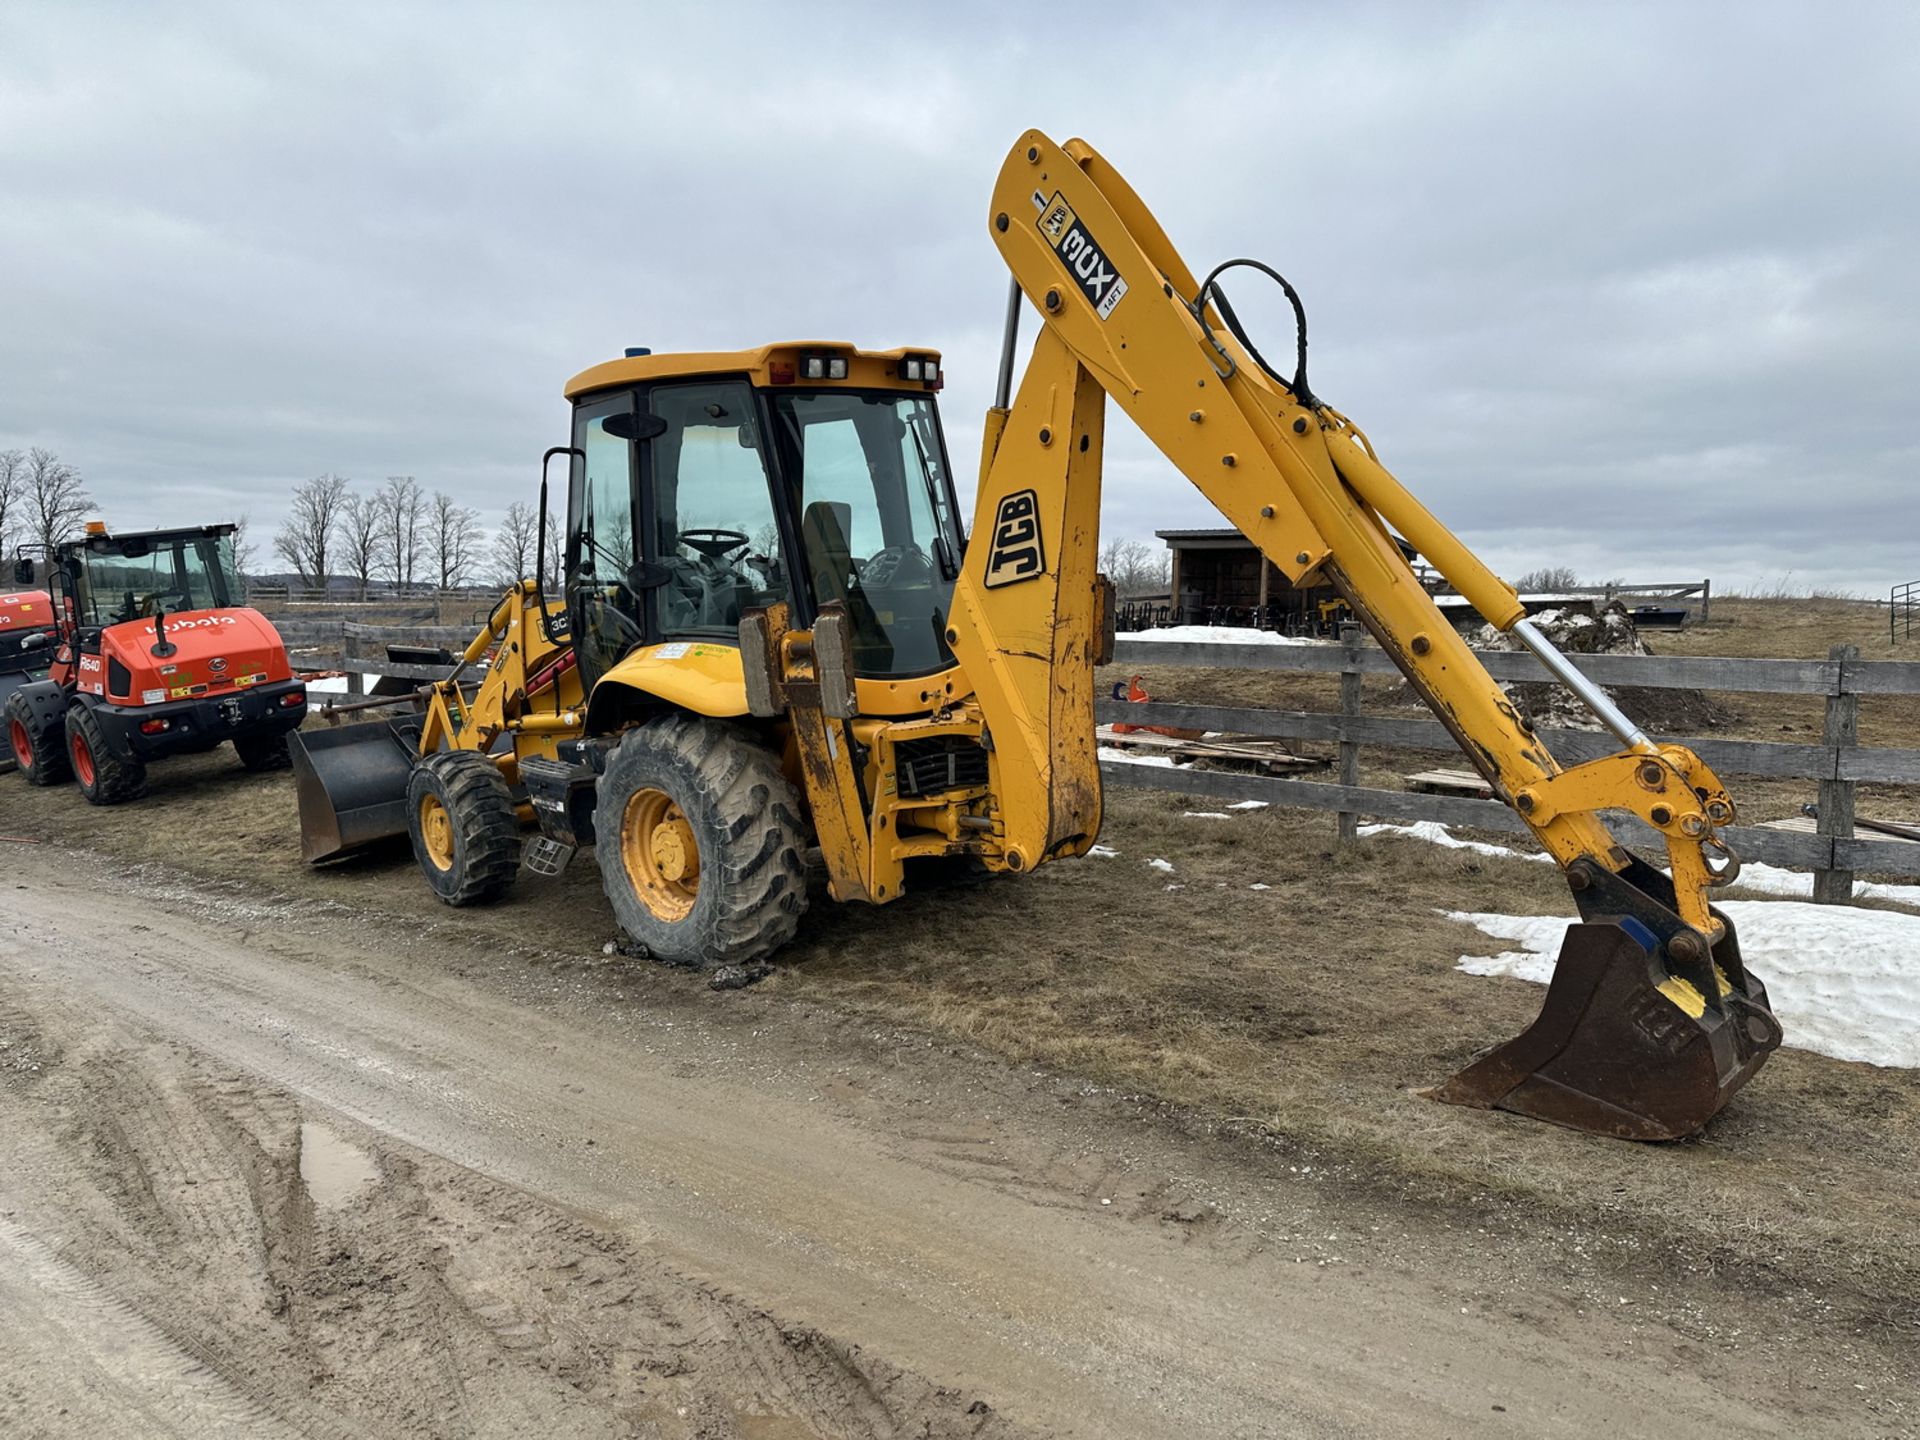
[4,522,307,804]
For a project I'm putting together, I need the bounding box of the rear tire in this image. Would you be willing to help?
[67,704,147,805]
[594,714,808,968]
[6,691,69,786]
[406,750,521,906]
[233,730,292,772]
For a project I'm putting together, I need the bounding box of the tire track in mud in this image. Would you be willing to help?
[0,992,1021,1439]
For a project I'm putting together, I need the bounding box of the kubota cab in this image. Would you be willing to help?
[5,522,307,803]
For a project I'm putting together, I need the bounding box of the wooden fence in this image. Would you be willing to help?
[1101,628,1920,900]
[281,618,1920,901]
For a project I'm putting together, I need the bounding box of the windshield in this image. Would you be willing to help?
[75,533,238,626]
[767,391,961,677]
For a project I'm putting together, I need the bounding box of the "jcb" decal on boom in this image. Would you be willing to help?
[983,489,1045,589]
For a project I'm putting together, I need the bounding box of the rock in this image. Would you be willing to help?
[708,963,773,991]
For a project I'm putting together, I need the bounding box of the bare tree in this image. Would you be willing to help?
[490,501,538,585]
[338,490,382,600]
[230,512,259,582]
[1099,536,1170,597]
[1513,565,1580,593]
[542,506,563,587]
[25,447,95,550]
[273,473,350,588]
[429,491,485,591]
[377,475,428,590]
[0,449,24,554]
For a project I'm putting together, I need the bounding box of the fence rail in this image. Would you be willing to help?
[287,622,1919,896]
[1105,630,1919,894]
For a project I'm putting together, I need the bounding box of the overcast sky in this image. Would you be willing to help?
[3,1,1915,593]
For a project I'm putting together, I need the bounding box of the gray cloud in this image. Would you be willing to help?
[2,1,1915,593]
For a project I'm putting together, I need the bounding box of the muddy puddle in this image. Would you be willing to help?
[298,1120,379,1208]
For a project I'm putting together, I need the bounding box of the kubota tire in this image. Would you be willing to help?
[67,704,147,805]
[406,750,521,906]
[233,730,292,772]
[6,691,69,787]
[594,714,807,968]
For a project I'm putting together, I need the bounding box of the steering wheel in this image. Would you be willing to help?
[677,528,752,561]
[860,544,935,588]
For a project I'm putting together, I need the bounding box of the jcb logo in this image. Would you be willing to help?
[983,489,1045,589]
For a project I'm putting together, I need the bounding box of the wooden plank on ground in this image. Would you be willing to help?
[1406,768,1493,798]
[1096,728,1322,773]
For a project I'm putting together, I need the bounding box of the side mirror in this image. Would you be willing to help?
[603,411,669,443]
[12,557,32,585]
[538,446,585,646]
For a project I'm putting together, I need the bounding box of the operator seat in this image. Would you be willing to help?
[801,501,856,609]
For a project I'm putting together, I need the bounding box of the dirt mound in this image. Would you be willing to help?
[1471,604,1736,734]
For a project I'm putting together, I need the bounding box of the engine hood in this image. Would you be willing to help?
[90,606,293,704]
[0,590,53,635]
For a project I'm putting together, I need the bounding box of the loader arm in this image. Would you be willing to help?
[948,130,1781,1139]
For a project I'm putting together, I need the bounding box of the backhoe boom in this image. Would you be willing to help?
[951,130,1781,1139]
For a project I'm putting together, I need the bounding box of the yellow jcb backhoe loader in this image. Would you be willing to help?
[291,129,1782,1140]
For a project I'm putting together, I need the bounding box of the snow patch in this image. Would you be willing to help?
[1451,901,1920,1069]
[1147,858,1175,873]
[1096,745,1186,769]
[1358,820,1553,864]
[1365,820,1920,910]
[1123,625,1331,647]
[1089,845,1121,858]
[1228,800,1270,811]
[1182,811,1232,820]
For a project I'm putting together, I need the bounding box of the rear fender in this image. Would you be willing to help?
[9,679,69,742]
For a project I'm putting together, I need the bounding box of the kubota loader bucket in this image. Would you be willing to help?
[1432,857,1783,1140]
[289,718,422,863]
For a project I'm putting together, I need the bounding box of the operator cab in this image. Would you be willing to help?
[44,523,243,633]
[562,343,963,687]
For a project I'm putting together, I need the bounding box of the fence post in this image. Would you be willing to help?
[1337,623,1362,843]
[1699,578,1711,623]
[1813,643,1858,904]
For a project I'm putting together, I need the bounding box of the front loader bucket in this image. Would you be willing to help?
[1434,905,1783,1140]
[288,719,421,863]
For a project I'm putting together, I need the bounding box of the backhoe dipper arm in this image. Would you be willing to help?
[948,130,1781,1139]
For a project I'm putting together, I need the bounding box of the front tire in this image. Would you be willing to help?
[67,704,147,805]
[6,691,69,786]
[406,750,522,906]
[594,714,807,968]
[233,730,292,772]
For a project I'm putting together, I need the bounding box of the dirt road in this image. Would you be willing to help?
[0,843,1902,1437]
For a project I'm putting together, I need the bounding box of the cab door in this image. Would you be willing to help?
[567,391,651,688]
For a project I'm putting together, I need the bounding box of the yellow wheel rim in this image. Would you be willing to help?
[418,792,455,871]
[620,787,700,922]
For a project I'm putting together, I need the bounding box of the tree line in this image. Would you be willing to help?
[0,448,98,558]
[272,474,559,597]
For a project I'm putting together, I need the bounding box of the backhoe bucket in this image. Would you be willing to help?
[1434,904,1782,1140]
[289,719,421,863]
